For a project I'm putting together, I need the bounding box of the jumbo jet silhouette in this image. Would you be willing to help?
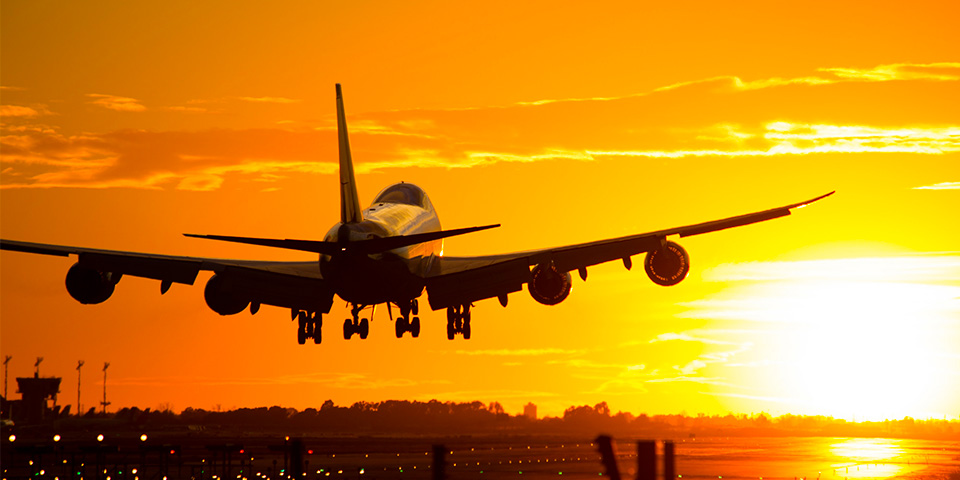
[0,85,833,344]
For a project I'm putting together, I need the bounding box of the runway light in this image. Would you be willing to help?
[54,434,61,442]
[97,434,104,442]
[140,434,147,442]
[8,434,15,442]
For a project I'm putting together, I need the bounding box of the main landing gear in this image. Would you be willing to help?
[343,303,370,340]
[395,299,421,338]
[446,304,472,340]
[295,310,322,345]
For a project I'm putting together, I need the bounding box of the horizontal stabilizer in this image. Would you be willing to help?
[184,224,500,255]
[183,234,340,255]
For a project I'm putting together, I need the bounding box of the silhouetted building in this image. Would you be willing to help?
[523,402,537,420]
[15,374,61,424]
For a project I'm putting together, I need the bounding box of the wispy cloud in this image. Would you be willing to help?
[701,253,960,283]
[239,96,300,104]
[682,254,960,324]
[165,105,210,114]
[5,62,957,190]
[914,181,960,190]
[455,348,584,356]
[87,94,146,112]
[649,332,741,346]
[818,62,960,82]
[0,105,44,117]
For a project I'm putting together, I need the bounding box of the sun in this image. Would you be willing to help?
[686,250,960,420]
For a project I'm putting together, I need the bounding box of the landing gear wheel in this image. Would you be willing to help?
[343,318,352,340]
[396,317,408,338]
[411,317,420,338]
[312,317,322,344]
[297,311,307,345]
[446,320,456,340]
[359,318,369,339]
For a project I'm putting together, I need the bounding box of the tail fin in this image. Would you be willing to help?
[336,84,363,224]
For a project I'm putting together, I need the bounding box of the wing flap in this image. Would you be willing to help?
[213,264,333,314]
[426,257,528,310]
[80,252,202,284]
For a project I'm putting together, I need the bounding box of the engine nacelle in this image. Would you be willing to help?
[204,274,250,316]
[65,263,118,304]
[644,241,690,286]
[528,263,572,305]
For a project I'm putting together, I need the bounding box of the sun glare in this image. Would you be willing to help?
[685,253,960,420]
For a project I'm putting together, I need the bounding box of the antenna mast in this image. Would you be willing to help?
[101,362,111,414]
[34,357,43,377]
[3,356,10,399]
[77,360,85,416]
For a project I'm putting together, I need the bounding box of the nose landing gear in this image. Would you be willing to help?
[446,304,472,340]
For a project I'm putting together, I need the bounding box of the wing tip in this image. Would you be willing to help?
[793,190,835,210]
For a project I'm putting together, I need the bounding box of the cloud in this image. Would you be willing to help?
[818,62,960,82]
[914,181,960,190]
[701,254,960,283]
[87,94,146,112]
[681,254,960,325]
[6,62,958,190]
[454,348,584,356]
[239,96,300,104]
[1,105,43,117]
[165,105,210,113]
[649,332,741,346]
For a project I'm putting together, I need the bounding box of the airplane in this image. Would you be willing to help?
[0,84,834,345]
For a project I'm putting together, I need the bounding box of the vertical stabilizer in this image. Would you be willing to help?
[336,84,363,224]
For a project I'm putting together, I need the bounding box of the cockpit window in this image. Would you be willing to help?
[373,183,426,208]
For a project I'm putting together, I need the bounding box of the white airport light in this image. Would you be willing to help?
[54,434,61,442]
[140,434,147,441]
[8,434,15,442]
[97,434,104,442]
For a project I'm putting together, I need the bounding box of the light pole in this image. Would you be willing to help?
[100,362,111,414]
[77,360,85,416]
[34,356,43,377]
[3,356,10,399]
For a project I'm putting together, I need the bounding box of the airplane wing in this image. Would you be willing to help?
[0,240,334,314]
[423,192,834,310]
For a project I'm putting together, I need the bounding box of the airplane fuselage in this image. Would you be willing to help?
[319,182,442,306]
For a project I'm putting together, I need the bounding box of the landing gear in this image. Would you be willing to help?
[394,299,421,338]
[446,304,472,340]
[295,310,322,345]
[343,304,370,340]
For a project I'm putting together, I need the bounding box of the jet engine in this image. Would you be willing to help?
[528,262,572,305]
[65,263,119,304]
[204,274,250,316]
[644,241,690,286]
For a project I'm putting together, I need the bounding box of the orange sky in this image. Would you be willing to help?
[2,0,958,420]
